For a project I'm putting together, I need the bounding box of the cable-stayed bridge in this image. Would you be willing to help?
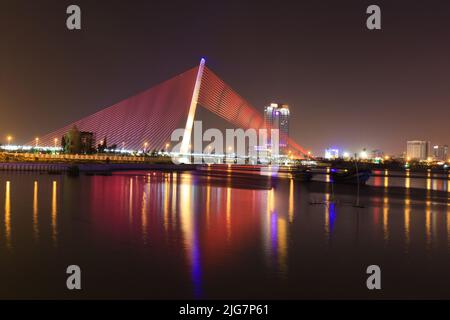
[32,59,309,158]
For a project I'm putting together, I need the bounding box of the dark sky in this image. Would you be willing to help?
[1,0,449,155]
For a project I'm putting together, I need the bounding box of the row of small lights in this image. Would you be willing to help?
[405,156,450,163]
[3,136,172,150]
[2,136,59,148]
[4,135,309,159]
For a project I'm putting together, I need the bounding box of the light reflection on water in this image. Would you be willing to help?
[318,168,450,193]
[369,169,449,192]
[33,181,39,240]
[0,170,450,299]
[51,180,57,246]
[383,194,389,242]
[4,181,11,250]
[404,194,410,251]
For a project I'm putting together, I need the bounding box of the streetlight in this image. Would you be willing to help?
[144,142,148,152]
[35,137,39,147]
[7,135,12,145]
[54,138,58,149]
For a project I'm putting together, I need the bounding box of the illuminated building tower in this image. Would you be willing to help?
[264,103,290,154]
[406,140,430,161]
[433,145,448,161]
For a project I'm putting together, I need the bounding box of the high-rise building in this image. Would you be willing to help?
[432,145,448,161]
[406,140,430,161]
[264,103,290,154]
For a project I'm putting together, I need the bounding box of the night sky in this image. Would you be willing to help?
[1,0,449,155]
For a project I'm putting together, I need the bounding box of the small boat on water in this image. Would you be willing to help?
[330,168,372,185]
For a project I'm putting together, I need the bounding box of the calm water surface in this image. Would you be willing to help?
[0,170,450,299]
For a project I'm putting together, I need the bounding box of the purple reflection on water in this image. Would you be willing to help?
[192,231,202,298]
[329,202,336,233]
[271,211,278,257]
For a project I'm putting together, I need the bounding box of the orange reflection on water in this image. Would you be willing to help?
[324,193,330,237]
[405,170,411,189]
[277,217,287,276]
[51,180,57,245]
[226,187,231,241]
[33,181,39,240]
[180,175,194,250]
[288,179,294,223]
[172,173,178,227]
[206,182,211,228]
[5,181,11,249]
[426,200,431,250]
[448,175,450,193]
[404,196,410,250]
[384,169,389,187]
[383,195,389,242]
[267,188,275,213]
